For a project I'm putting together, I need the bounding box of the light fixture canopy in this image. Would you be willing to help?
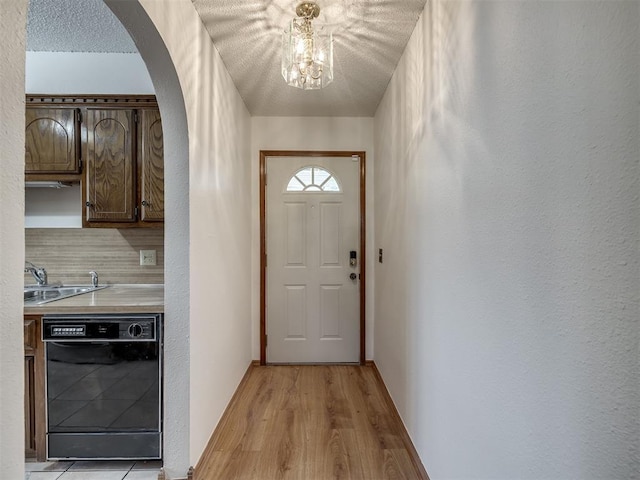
[282,1,334,90]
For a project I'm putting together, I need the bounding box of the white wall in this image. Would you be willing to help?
[251,117,375,360]
[26,52,154,94]
[0,2,27,479]
[374,1,639,479]
[133,0,253,472]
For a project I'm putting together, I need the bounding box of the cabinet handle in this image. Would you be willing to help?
[141,200,149,207]
[85,201,92,208]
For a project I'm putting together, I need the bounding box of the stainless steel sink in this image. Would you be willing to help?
[24,285,109,305]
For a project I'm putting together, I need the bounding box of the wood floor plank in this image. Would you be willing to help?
[195,365,428,480]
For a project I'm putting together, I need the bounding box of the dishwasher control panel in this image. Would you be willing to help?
[43,315,159,342]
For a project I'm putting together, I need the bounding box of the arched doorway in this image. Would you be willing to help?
[15,1,190,477]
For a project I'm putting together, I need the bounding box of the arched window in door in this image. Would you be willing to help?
[286,166,341,192]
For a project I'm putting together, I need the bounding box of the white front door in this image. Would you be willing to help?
[266,156,361,363]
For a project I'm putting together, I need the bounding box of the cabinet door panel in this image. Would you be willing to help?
[85,109,136,222]
[24,316,45,460]
[24,318,37,352]
[25,108,80,173]
[140,109,164,222]
[25,356,36,456]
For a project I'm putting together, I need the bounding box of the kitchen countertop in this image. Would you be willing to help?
[23,284,164,315]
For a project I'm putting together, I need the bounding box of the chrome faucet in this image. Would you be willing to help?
[25,262,47,286]
[89,271,99,287]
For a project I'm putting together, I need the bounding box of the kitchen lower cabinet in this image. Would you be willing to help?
[24,315,45,461]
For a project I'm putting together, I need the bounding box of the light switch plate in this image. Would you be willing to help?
[140,249,157,266]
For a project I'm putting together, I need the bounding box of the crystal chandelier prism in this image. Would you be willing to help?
[282,2,334,90]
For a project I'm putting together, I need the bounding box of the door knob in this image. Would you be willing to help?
[350,273,357,281]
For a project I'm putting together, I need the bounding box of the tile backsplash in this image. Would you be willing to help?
[25,228,164,285]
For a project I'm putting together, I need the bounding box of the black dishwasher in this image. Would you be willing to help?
[42,314,162,460]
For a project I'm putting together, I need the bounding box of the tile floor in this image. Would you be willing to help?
[25,460,161,480]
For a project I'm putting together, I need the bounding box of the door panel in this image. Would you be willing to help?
[266,157,360,363]
[285,286,307,339]
[320,203,342,266]
[320,285,341,338]
[285,202,307,265]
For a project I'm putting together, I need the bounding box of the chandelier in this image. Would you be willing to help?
[282,2,334,90]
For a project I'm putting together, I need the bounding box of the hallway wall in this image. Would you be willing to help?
[373,1,639,478]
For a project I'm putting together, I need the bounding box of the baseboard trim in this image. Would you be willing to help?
[368,361,431,480]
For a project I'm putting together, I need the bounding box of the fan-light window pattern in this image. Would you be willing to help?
[286,167,341,192]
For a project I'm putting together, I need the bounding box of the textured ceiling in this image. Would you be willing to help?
[26,0,427,117]
[26,0,137,53]
[192,0,427,116]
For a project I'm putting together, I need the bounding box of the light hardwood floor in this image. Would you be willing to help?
[195,364,428,480]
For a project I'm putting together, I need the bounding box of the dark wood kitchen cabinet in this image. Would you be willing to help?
[83,106,164,227]
[25,107,81,180]
[24,315,45,461]
[84,108,137,224]
[25,95,164,228]
[139,108,165,223]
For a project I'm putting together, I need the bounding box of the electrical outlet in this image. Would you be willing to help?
[140,249,157,266]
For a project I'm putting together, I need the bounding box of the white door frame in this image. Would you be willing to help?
[260,150,366,365]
